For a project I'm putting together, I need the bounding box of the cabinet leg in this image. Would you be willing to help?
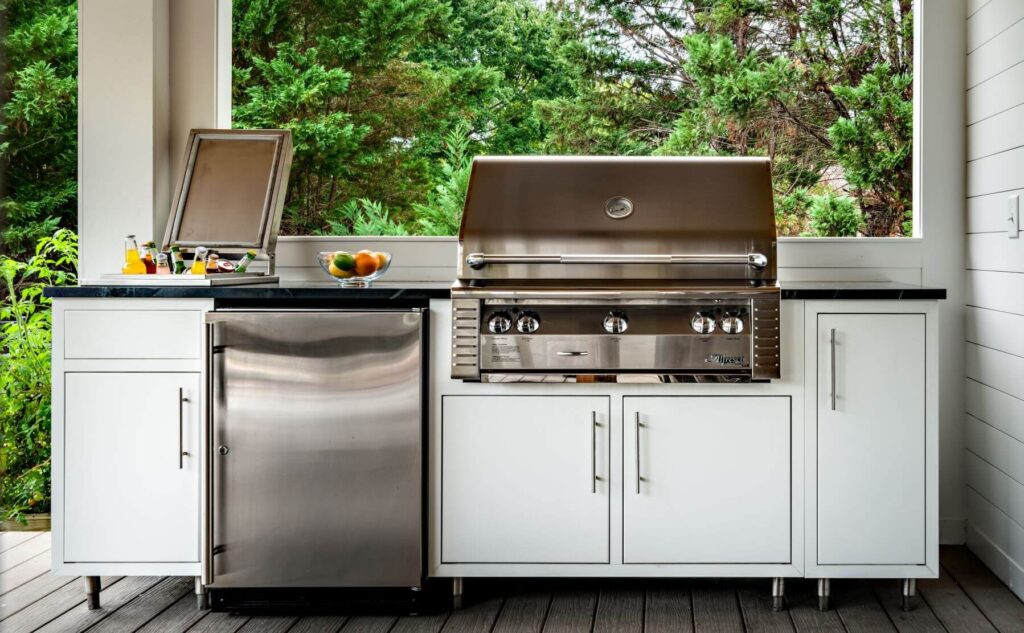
[816,578,830,612]
[901,578,916,612]
[452,577,464,611]
[771,577,786,612]
[195,577,209,610]
[84,576,101,610]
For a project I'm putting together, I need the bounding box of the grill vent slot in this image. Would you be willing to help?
[451,299,481,380]
[751,297,781,380]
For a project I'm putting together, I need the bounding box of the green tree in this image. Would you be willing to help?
[0,0,78,256]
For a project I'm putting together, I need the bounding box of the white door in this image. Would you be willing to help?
[441,395,610,563]
[623,397,791,564]
[64,372,200,562]
[816,313,926,565]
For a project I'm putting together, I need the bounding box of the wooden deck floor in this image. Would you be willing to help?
[2,533,1023,633]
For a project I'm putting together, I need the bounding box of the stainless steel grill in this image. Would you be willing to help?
[451,156,781,382]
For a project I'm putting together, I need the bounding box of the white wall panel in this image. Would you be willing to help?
[966,416,1024,483]
[968,103,1024,160]
[968,0,993,18]
[966,270,1024,315]
[965,379,1024,445]
[965,343,1024,402]
[968,145,1024,197]
[968,189,1024,233]
[967,452,1024,531]
[968,0,1024,52]
[967,18,1024,88]
[967,59,1024,124]
[966,233,1024,272]
[966,306,1024,358]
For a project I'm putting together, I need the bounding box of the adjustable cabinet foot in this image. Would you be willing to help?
[195,577,209,610]
[84,576,101,610]
[771,577,786,612]
[816,578,831,612]
[452,577,464,611]
[901,578,916,612]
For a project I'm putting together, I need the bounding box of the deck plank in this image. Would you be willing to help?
[692,582,743,633]
[594,589,643,633]
[942,546,1024,633]
[874,581,946,633]
[833,582,895,633]
[134,592,214,633]
[918,567,998,633]
[86,576,195,632]
[290,616,351,633]
[736,581,794,633]
[1,575,124,633]
[542,591,597,633]
[0,551,51,596]
[391,614,447,633]
[0,570,78,621]
[441,597,504,633]
[0,532,43,553]
[645,586,693,633]
[492,593,551,633]
[31,576,164,633]
[0,533,51,574]
[182,611,250,633]
[235,615,300,633]
[787,580,845,633]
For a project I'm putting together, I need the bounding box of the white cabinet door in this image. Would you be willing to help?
[64,373,200,562]
[441,395,610,563]
[816,313,926,565]
[623,397,791,564]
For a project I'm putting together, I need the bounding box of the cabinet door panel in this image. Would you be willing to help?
[442,396,609,563]
[65,373,200,562]
[817,313,926,565]
[623,397,791,564]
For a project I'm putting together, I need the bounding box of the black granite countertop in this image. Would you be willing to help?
[46,280,945,301]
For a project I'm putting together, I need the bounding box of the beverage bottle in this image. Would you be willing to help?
[170,246,186,274]
[142,241,157,274]
[190,247,208,275]
[121,235,147,274]
[234,250,257,273]
[155,252,171,275]
[206,253,221,274]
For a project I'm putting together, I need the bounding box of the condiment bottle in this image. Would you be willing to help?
[205,253,221,274]
[142,241,157,274]
[155,252,171,275]
[190,247,208,275]
[170,246,186,275]
[121,235,146,275]
[234,250,257,274]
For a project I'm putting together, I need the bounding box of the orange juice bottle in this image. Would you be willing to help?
[121,235,146,274]
[190,247,209,275]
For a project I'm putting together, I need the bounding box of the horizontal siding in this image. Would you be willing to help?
[967,56,1024,124]
[966,415,1024,484]
[966,233,1024,272]
[965,379,1024,446]
[966,270,1024,315]
[966,306,1024,358]
[967,452,1024,531]
[966,343,1024,402]
[968,102,1024,160]
[968,0,1024,52]
[968,145,1024,196]
[967,490,1024,595]
[967,18,1024,88]
[967,189,1024,233]
[968,0,993,18]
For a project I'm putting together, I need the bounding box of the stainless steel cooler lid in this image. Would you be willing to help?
[457,156,777,283]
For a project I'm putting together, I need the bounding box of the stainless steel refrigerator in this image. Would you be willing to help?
[204,309,424,590]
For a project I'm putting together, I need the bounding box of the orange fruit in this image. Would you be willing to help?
[354,250,379,276]
[374,252,389,268]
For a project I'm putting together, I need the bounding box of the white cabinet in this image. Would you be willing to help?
[814,312,927,566]
[441,395,610,563]
[64,372,200,563]
[623,397,791,564]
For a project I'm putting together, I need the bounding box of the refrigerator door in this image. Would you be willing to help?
[207,310,423,588]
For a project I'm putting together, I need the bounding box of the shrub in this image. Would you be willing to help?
[809,194,864,237]
[0,229,77,523]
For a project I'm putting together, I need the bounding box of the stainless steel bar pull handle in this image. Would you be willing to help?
[467,252,768,270]
[634,412,642,494]
[591,412,597,494]
[203,323,215,585]
[178,388,190,469]
[830,328,837,411]
[558,351,589,357]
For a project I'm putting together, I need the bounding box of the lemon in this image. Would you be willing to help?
[332,251,356,271]
[329,262,354,278]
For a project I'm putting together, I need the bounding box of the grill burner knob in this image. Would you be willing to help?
[721,314,744,335]
[487,312,512,334]
[691,312,717,335]
[515,311,541,334]
[603,311,629,334]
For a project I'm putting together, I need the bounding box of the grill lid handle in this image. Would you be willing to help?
[465,252,769,270]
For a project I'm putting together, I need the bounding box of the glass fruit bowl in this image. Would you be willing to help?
[317,250,392,287]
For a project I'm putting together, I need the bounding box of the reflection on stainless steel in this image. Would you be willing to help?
[206,310,423,589]
[451,156,782,381]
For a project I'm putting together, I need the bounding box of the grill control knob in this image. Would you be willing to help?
[515,311,541,334]
[721,314,744,335]
[603,311,629,334]
[691,312,717,335]
[487,312,512,334]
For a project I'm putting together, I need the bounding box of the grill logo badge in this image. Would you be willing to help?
[604,196,634,219]
[707,353,746,366]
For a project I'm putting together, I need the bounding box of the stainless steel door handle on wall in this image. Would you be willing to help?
[178,388,190,469]
[830,328,837,411]
[635,412,642,494]
[202,323,215,586]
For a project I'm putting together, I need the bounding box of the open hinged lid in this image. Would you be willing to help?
[162,129,293,273]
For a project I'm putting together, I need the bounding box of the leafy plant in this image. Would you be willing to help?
[0,229,77,523]
[809,194,864,238]
[413,123,473,236]
[319,199,410,236]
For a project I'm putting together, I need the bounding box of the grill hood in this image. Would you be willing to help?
[457,156,778,283]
